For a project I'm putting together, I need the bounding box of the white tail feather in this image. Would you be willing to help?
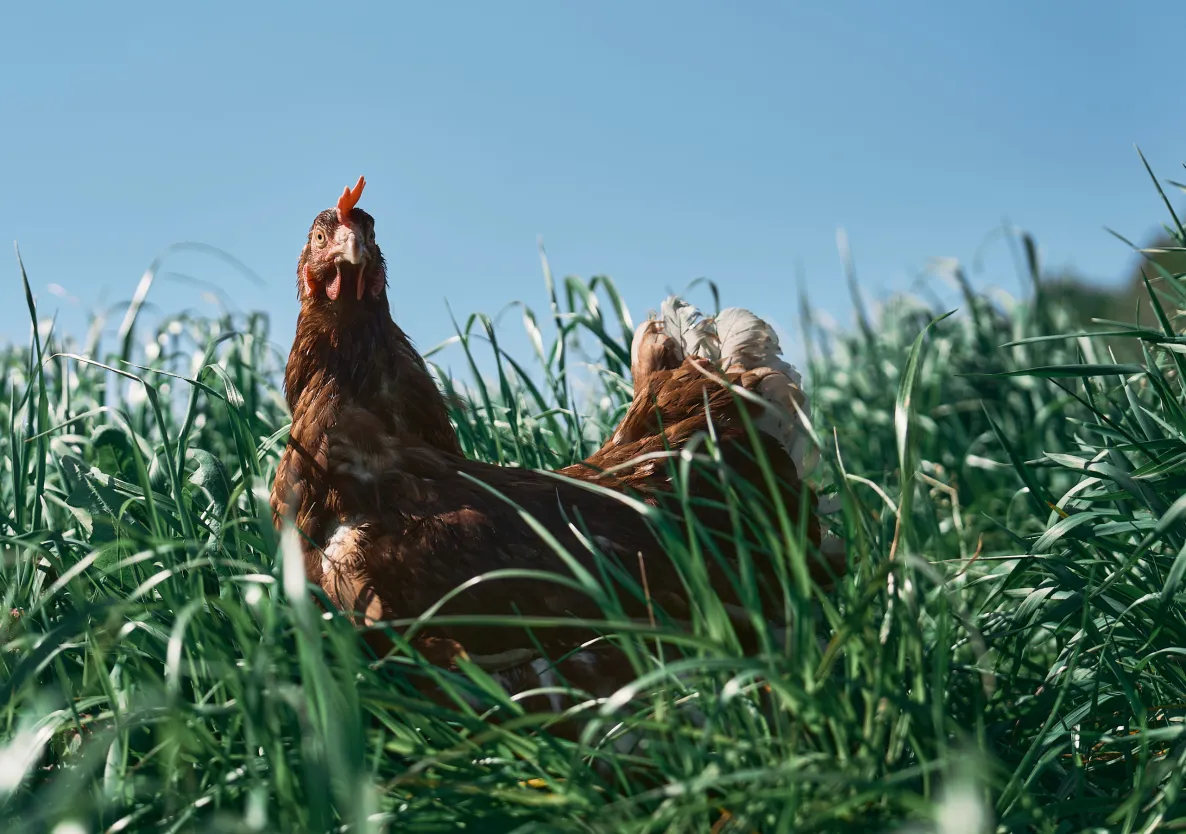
[715,307,776,366]
[714,307,802,388]
[659,297,716,361]
[753,368,814,478]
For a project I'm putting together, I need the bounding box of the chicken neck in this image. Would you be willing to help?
[284,303,461,456]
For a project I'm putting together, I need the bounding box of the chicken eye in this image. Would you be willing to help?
[313,229,327,246]
[367,228,376,245]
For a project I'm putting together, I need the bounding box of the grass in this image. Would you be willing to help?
[3,162,1186,834]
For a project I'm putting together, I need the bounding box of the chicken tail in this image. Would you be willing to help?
[623,296,847,586]
[633,297,819,479]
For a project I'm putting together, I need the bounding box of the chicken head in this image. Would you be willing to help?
[297,176,387,305]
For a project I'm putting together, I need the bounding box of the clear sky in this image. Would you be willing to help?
[2,1,1183,373]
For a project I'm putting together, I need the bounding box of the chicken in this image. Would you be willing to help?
[270,177,844,721]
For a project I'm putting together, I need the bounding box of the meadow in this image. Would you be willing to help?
[2,162,1186,833]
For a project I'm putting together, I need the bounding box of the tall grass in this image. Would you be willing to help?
[2,163,1186,833]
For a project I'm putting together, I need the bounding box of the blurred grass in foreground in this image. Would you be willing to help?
[2,161,1186,833]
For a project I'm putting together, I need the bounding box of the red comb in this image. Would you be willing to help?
[336,176,366,220]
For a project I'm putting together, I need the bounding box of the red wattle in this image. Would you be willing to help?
[326,274,341,301]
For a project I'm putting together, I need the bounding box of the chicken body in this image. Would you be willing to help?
[271,181,842,718]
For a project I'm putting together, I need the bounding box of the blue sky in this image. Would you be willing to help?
[2,1,1183,373]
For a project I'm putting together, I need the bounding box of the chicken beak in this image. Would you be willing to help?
[328,224,369,301]
[334,225,367,266]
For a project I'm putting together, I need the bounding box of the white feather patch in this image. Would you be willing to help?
[320,518,367,576]
[753,372,813,477]
[530,657,565,712]
[659,296,716,361]
[713,307,802,389]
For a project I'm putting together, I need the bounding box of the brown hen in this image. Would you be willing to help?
[270,177,844,722]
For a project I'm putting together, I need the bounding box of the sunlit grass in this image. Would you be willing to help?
[3,161,1186,832]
